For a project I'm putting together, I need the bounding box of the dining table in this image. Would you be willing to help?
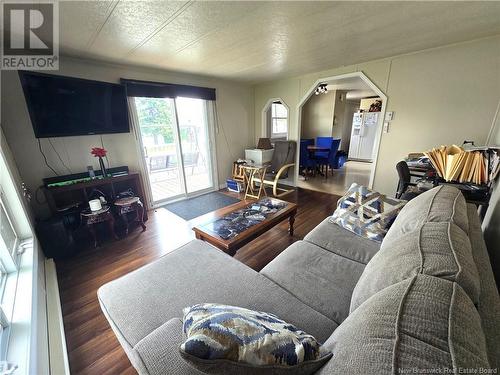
[306,145,330,176]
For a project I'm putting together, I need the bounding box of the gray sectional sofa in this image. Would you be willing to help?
[98,185,500,374]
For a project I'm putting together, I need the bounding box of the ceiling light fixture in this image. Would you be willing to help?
[315,83,328,95]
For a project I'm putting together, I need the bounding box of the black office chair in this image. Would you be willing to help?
[395,161,419,199]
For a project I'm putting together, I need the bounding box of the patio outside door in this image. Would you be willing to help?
[133,96,216,205]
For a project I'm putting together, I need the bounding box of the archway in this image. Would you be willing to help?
[295,71,388,191]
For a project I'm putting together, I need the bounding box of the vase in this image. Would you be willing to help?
[98,157,107,178]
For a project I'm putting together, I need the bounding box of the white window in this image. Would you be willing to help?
[0,198,18,263]
[270,102,288,140]
[0,190,21,352]
[0,142,35,371]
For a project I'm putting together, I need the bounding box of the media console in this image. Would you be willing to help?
[43,167,148,221]
[37,168,148,258]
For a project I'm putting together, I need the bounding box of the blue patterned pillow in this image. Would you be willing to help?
[179,304,331,374]
[330,183,406,242]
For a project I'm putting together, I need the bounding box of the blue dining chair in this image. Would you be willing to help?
[299,139,316,177]
[315,137,333,159]
[316,138,341,179]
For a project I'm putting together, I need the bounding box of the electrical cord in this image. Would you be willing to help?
[48,138,72,174]
[213,101,236,161]
[38,138,59,176]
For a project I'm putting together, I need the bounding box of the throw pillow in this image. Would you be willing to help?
[179,303,332,375]
[330,183,406,242]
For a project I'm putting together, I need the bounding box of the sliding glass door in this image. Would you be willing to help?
[176,98,213,194]
[133,97,216,205]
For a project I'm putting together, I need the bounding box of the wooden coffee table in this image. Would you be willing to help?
[192,197,297,256]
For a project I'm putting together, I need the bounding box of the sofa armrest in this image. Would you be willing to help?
[134,318,204,375]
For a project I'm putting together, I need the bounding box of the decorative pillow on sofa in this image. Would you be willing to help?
[179,303,332,375]
[330,183,406,242]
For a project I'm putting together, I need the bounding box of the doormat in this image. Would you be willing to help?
[163,192,240,221]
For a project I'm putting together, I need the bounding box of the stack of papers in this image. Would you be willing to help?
[424,145,487,184]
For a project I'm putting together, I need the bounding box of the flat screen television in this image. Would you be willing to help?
[18,71,130,138]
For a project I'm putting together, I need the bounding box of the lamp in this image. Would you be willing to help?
[257,138,273,150]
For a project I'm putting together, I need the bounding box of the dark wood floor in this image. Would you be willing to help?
[56,187,340,375]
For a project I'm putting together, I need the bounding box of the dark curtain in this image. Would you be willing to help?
[120,78,216,101]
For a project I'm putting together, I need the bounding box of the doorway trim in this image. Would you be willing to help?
[128,97,155,209]
[294,71,388,189]
[261,97,290,141]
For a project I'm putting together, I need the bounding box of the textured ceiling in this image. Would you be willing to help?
[59,1,500,83]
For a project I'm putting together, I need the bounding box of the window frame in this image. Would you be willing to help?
[0,194,19,271]
[0,191,20,345]
[0,147,32,365]
[270,102,288,140]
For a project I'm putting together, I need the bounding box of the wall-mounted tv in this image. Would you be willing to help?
[18,71,130,138]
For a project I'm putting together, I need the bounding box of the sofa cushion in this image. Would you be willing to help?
[98,240,337,350]
[330,183,406,242]
[260,241,365,324]
[350,221,481,312]
[384,185,469,241]
[179,303,331,375]
[466,204,500,369]
[316,275,490,375]
[134,318,205,375]
[181,350,330,375]
[303,218,380,264]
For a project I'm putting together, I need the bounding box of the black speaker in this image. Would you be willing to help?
[36,216,77,259]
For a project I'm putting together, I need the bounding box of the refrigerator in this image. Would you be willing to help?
[348,112,379,162]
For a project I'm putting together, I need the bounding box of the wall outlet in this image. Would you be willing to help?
[385,111,394,121]
[383,122,390,133]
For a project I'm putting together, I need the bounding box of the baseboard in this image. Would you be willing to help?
[45,259,70,375]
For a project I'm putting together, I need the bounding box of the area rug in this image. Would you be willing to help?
[164,192,240,221]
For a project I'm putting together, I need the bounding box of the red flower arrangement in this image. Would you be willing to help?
[91,147,109,178]
[91,147,107,158]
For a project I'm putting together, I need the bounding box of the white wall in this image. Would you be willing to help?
[254,35,500,197]
[1,56,255,217]
[301,90,335,139]
[332,91,347,143]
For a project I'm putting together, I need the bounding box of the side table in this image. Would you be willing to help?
[80,206,118,248]
[114,196,147,235]
[241,164,268,200]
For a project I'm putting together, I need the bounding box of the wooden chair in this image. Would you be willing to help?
[232,162,246,184]
[252,141,296,197]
